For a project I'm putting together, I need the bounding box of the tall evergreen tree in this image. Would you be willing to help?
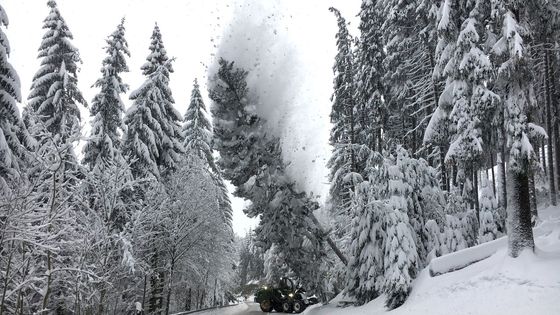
[182,79,232,226]
[0,4,30,188]
[436,0,500,218]
[355,0,385,152]
[123,24,183,314]
[326,6,363,259]
[27,0,86,143]
[210,58,330,289]
[83,19,130,169]
[491,1,539,257]
[123,24,183,179]
[346,153,385,305]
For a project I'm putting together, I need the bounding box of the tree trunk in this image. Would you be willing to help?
[43,168,59,312]
[529,171,538,224]
[195,288,200,310]
[309,213,347,265]
[555,124,560,194]
[142,275,147,312]
[499,150,507,210]
[440,146,449,191]
[164,258,176,315]
[213,278,218,306]
[0,239,15,315]
[15,244,29,315]
[185,288,191,311]
[491,152,497,196]
[506,165,535,257]
[544,48,557,206]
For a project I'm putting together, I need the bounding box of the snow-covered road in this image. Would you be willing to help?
[193,302,262,315]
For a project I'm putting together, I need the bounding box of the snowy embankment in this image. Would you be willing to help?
[305,206,560,315]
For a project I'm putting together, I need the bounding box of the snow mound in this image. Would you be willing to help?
[305,206,560,315]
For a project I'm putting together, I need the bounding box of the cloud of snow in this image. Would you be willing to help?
[209,0,359,201]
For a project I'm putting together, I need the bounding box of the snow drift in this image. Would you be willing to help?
[304,206,560,315]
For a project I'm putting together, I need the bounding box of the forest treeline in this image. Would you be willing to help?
[1,1,234,314]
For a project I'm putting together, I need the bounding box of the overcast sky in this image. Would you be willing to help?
[3,0,360,236]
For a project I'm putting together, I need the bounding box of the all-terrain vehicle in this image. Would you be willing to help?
[254,277,318,313]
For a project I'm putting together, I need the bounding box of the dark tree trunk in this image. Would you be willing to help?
[529,171,538,224]
[142,275,147,312]
[440,146,449,191]
[491,152,497,196]
[544,48,557,206]
[164,258,176,315]
[506,165,535,257]
[185,288,191,311]
[555,123,560,193]
[499,149,508,210]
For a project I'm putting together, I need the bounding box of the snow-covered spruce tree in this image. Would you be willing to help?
[210,58,329,290]
[479,178,499,243]
[354,0,385,152]
[425,219,443,260]
[394,146,446,264]
[27,0,86,146]
[326,8,363,282]
[441,214,467,255]
[383,208,418,310]
[83,19,130,169]
[123,24,183,314]
[183,79,232,225]
[438,0,499,220]
[21,3,87,310]
[423,0,457,189]
[491,1,541,257]
[382,149,420,309]
[346,152,385,305]
[123,24,183,179]
[0,4,31,189]
[347,147,428,307]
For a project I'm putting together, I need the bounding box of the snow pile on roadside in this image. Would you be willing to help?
[305,207,560,315]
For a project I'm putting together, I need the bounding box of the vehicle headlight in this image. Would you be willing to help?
[263,286,267,290]
[288,293,294,298]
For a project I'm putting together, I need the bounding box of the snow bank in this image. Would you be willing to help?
[429,236,507,276]
[305,206,560,315]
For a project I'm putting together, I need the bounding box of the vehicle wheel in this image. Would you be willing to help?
[281,301,293,313]
[260,300,273,312]
[293,300,305,313]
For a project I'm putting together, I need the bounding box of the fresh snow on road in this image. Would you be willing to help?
[305,206,560,315]
[191,303,261,315]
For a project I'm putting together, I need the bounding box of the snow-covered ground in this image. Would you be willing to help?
[305,206,560,315]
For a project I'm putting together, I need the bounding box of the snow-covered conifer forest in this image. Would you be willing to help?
[1,0,560,314]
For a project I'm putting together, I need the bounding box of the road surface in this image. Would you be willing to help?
[196,302,263,315]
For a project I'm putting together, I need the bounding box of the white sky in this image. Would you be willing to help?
[3,0,360,236]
